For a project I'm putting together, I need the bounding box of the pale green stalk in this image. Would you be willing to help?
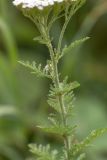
[40,18,71,160]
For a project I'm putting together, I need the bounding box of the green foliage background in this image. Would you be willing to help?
[0,0,107,160]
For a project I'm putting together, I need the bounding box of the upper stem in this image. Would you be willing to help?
[57,12,72,54]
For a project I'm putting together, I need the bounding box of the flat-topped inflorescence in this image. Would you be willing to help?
[13,0,81,38]
[13,0,77,10]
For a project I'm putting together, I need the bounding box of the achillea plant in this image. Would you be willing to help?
[13,0,107,159]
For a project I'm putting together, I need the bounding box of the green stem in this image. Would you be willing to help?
[57,18,70,54]
[40,13,72,159]
[47,35,70,160]
[57,6,74,54]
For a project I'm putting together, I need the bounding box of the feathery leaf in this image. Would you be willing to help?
[60,37,90,59]
[37,125,77,137]
[18,61,51,78]
[70,128,107,157]
[29,144,58,160]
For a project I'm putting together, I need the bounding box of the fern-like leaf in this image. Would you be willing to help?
[37,125,77,137]
[18,61,51,78]
[70,128,107,157]
[60,37,89,59]
[29,144,58,160]
[48,80,79,115]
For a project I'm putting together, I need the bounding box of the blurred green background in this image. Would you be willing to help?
[0,0,107,160]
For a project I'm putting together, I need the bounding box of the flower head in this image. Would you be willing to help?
[13,0,79,36]
[13,0,77,10]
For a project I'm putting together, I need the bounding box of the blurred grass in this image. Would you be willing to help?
[0,0,107,160]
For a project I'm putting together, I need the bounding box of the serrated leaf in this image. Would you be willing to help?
[61,37,90,58]
[49,81,80,96]
[47,96,61,113]
[18,60,51,78]
[48,80,79,117]
[48,115,59,126]
[70,128,107,157]
[68,81,80,91]
[37,125,77,136]
[29,144,58,160]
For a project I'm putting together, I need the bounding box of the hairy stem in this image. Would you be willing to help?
[57,7,74,54]
[57,18,70,54]
[46,35,70,160]
[39,11,72,158]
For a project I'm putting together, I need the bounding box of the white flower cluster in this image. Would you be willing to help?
[13,0,77,10]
